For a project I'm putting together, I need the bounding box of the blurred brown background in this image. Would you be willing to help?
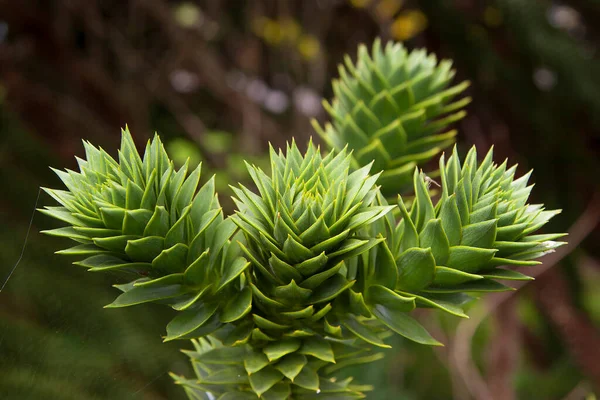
[1,1,599,399]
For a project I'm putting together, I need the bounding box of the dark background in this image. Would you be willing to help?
[1,1,599,399]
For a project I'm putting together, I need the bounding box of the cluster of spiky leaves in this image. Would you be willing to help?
[339,146,566,347]
[171,337,377,400]
[196,140,395,399]
[42,129,564,400]
[41,39,566,400]
[314,39,471,198]
[40,129,251,342]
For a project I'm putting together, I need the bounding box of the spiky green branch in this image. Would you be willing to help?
[40,39,564,400]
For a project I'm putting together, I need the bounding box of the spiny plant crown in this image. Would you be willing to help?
[314,38,471,198]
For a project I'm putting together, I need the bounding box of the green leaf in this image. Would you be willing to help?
[454,179,470,225]
[299,337,335,363]
[299,216,330,247]
[274,212,298,244]
[413,170,435,231]
[269,253,303,283]
[152,243,189,273]
[245,349,270,375]
[347,290,371,317]
[433,266,483,286]
[461,219,498,248]
[193,346,246,365]
[282,306,314,319]
[406,292,469,318]
[73,254,143,272]
[165,312,222,341]
[144,206,170,237]
[365,284,415,312]
[222,322,253,347]
[72,226,120,238]
[183,249,210,286]
[310,229,350,254]
[99,207,126,230]
[438,195,462,246]
[93,235,137,252]
[396,247,436,291]
[341,315,391,349]
[283,235,314,264]
[106,284,188,308]
[125,236,164,262]
[167,160,189,211]
[370,240,398,289]
[327,238,368,258]
[424,279,513,293]
[296,252,328,276]
[125,180,144,209]
[446,246,497,273]
[164,206,191,248]
[38,207,83,227]
[494,240,539,257]
[372,304,442,346]
[175,163,202,213]
[220,287,252,323]
[217,257,250,292]
[419,219,450,265]
[293,366,320,391]
[201,367,248,385]
[309,274,355,304]
[346,206,395,232]
[274,354,307,381]
[249,283,285,309]
[190,175,216,226]
[171,284,212,311]
[217,393,256,400]
[165,303,218,341]
[55,244,108,256]
[248,366,283,397]
[470,202,497,224]
[253,315,290,330]
[324,351,385,374]
[481,268,533,281]
[262,383,291,400]
[274,280,312,303]
[329,238,384,263]
[397,196,419,252]
[140,169,158,210]
[263,339,301,362]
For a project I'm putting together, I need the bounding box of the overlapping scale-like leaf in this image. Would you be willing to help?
[41,128,250,342]
[314,38,471,198]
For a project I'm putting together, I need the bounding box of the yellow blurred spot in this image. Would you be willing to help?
[376,0,403,21]
[263,20,284,45]
[280,18,301,42]
[174,2,203,28]
[252,17,284,45]
[483,7,503,27]
[298,35,321,60]
[350,0,372,8]
[390,10,428,41]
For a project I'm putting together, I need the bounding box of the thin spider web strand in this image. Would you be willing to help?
[0,187,42,293]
